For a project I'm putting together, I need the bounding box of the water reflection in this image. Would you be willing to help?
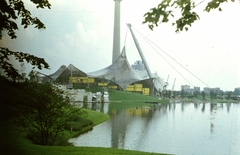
[74,102,109,114]
[227,103,231,113]
[69,102,240,155]
[202,103,205,112]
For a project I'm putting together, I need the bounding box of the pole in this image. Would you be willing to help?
[127,23,154,95]
[112,0,122,63]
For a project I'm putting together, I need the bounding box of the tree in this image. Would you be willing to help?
[13,82,86,145]
[0,47,50,80]
[194,91,198,97]
[0,0,87,147]
[201,91,206,100]
[181,89,185,98]
[143,0,238,32]
[227,91,232,100]
[0,0,51,80]
[0,0,51,39]
[210,90,215,101]
[234,88,240,95]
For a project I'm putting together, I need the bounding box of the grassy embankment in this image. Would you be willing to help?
[109,89,169,109]
[176,95,238,103]
[1,117,169,155]
[1,87,171,155]
[63,108,110,140]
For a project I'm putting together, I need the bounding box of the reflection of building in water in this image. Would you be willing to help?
[226,103,231,113]
[209,103,225,134]
[202,103,205,112]
[126,107,150,116]
[210,103,217,113]
[181,103,185,112]
[210,122,215,133]
[103,103,109,114]
[111,110,129,148]
[84,102,109,114]
[109,106,156,149]
[194,103,198,109]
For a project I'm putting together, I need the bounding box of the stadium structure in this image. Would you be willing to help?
[41,0,167,96]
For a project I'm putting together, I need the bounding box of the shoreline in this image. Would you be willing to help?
[65,108,110,143]
[170,98,238,104]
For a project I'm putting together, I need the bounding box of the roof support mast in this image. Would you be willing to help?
[127,23,154,95]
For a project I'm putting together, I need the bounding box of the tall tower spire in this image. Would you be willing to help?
[112,0,122,64]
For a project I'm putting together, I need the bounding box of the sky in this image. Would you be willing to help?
[1,0,240,91]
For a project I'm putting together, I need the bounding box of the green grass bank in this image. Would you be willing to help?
[173,95,238,104]
[1,88,171,155]
[109,89,169,110]
[0,114,170,155]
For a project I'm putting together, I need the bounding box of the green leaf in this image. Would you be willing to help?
[0,47,50,81]
[0,0,50,39]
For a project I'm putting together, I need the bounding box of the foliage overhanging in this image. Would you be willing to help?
[143,0,238,32]
[0,0,51,39]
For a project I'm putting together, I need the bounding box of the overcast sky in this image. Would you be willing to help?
[1,0,240,91]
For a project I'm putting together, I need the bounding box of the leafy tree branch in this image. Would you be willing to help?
[143,0,238,32]
[0,47,50,80]
[0,0,51,39]
[0,0,51,80]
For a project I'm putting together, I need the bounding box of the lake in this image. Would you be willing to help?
[69,102,240,155]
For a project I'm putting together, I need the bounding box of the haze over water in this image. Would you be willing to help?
[69,102,240,155]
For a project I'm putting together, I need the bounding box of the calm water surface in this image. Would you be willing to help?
[69,102,240,155]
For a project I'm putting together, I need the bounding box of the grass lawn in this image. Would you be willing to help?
[181,95,238,103]
[109,89,169,110]
[5,145,170,155]
[0,86,172,155]
[64,109,110,139]
[0,109,170,155]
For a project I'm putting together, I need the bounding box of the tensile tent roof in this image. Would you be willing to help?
[87,47,143,90]
[41,65,67,83]
[55,64,87,83]
[49,65,67,81]
[135,70,166,91]
[42,64,87,83]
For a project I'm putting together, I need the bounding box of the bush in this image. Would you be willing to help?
[65,118,93,131]
[13,82,86,146]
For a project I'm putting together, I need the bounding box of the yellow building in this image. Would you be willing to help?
[142,88,150,95]
[98,82,108,87]
[69,77,95,84]
[108,85,118,89]
[134,84,143,92]
[126,85,134,91]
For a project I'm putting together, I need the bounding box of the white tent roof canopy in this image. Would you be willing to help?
[87,47,143,90]
[87,47,165,91]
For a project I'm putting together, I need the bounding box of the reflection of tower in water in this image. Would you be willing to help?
[111,110,127,148]
[110,105,160,149]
